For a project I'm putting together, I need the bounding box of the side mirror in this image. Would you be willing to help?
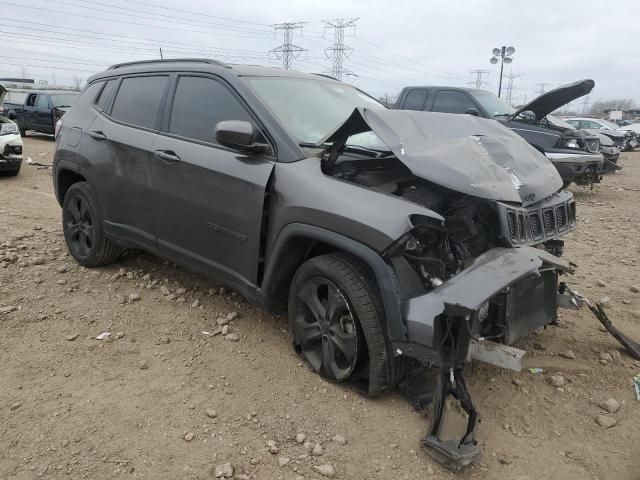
[214,120,267,153]
[464,108,480,116]
[518,110,536,121]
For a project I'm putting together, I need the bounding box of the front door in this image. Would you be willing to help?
[150,74,274,287]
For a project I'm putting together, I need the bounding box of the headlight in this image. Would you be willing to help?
[0,121,19,136]
[557,136,580,149]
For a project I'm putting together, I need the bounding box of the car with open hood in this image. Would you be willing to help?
[0,85,23,176]
[395,80,605,187]
[564,117,638,151]
[53,59,582,470]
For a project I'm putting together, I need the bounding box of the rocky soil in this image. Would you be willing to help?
[1,136,639,480]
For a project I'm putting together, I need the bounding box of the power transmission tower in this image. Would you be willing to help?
[504,73,521,106]
[323,18,359,80]
[536,83,548,95]
[269,22,307,70]
[468,70,489,89]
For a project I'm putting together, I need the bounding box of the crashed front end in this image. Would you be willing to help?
[323,108,577,470]
[547,152,604,186]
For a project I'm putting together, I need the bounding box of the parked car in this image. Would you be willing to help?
[54,59,580,469]
[2,90,79,136]
[564,117,638,151]
[394,80,606,187]
[0,86,23,176]
[547,115,621,173]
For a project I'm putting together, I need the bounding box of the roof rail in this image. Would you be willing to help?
[108,58,229,70]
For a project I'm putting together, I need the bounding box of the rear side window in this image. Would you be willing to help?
[432,90,476,114]
[403,89,428,110]
[36,95,50,108]
[169,76,251,144]
[96,79,118,112]
[111,76,168,129]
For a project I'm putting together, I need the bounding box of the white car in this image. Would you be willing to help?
[0,86,23,176]
[564,117,638,151]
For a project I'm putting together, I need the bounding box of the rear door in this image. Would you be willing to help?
[89,74,170,250]
[150,74,274,286]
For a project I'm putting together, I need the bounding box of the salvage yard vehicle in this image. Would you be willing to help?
[565,117,638,151]
[0,86,23,176]
[395,80,606,188]
[54,59,589,470]
[2,90,79,137]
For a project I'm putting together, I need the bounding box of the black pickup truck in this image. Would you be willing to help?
[2,90,79,136]
[394,80,606,187]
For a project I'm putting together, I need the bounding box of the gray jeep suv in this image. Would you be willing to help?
[53,59,577,469]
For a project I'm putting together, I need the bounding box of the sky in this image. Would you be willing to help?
[3,0,640,108]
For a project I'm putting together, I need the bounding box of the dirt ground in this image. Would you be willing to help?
[1,136,639,480]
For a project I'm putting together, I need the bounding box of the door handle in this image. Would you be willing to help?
[88,130,106,140]
[154,150,181,164]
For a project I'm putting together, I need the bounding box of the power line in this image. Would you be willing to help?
[323,18,359,81]
[468,70,489,89]
[269,23,308,70]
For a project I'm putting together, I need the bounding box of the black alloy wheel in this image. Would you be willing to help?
[64,194,95,259]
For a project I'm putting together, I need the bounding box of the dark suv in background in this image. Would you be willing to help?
[395,80,605,187]
[53,59,579,469]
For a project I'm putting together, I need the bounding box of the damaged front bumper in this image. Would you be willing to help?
[0,133,23,172]
[394,246,573,470]
[547,152,604,186]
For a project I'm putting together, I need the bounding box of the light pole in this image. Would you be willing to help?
[490,46,515,98]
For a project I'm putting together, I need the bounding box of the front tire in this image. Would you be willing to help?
[288,253,390,397]
[62,182,123,267]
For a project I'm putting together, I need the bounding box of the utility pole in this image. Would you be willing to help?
[503,73,521,106]
[536,83,548,95]
[468,70,489,89]
[323,18,359,80]
[269,22,307,70]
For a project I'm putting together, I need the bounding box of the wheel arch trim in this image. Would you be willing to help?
[261,223,406,341]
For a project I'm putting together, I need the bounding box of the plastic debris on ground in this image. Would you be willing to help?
[529,368,544,374]
[95,332,111,340]
[634,374,640,401]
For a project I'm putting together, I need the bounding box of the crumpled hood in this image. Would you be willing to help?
[323,108,562,206]
[512,79,594,120]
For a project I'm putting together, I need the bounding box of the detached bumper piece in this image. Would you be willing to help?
[421,368,479,471]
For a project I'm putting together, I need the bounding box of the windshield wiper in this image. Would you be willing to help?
[494,113,512,118]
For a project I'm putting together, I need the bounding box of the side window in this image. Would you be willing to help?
[403,89,428,111]
[96,79,118,112]
[432,90,476,114]
[36,95,50,109]
[26,94,38,107]
[110,76,168,129]
[586,120,604,129]
[169,76,252,144]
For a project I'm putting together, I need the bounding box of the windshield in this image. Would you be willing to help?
[245,76,385,144]
[599,119,620,130]
[49,93,79,107]
[469,90,514,117]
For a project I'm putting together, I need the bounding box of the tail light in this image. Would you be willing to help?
[55,119,63,139]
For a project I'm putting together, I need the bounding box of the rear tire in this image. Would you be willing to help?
[62,182,123,267]
[288,253,391,397]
